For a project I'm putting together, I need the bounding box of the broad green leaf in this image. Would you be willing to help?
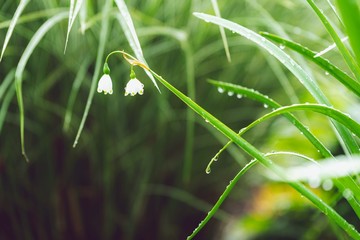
[15,12,68,161]
[0,0,29,61]
[260,32,360,98]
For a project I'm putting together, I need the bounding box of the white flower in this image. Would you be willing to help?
[97,74,113,94]
[124,78,144,96]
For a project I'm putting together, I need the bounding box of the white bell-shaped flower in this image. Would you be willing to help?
[124,78,144,96]
[97,74,113,95]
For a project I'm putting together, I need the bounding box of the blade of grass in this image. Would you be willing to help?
[114,0,160,92]
[260,32,360,98]
[0,69,15,101]
[0,0,30,61]
[243,103,360,145]
[187,159,257,239]
[335,0,360,66]
[0,83,15,133]
[0,8,65,30]
[15,12,68,161]
[64,0,84,53]
[210,0,231,62]
[63,57,91,132]
[193,12,359,156]
[72,0,111,147]
[306,0,360,81]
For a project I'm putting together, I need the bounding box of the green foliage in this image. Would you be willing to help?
[1,0,360,240]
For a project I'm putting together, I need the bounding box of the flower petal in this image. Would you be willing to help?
[97,74,113,95]
[124,78,144,96]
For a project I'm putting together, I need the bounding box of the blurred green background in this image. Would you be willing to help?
[1,0,358,239]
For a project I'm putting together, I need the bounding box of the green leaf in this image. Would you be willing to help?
[15,12,68,161]
[335,0,360,67]
[0,0,30,61]
[211,0,231,62]
[64,0,84,53]
[306,0,360,81]
[260,32,360,98]
[187,159,257,240]
[63,57,91,132]
[114,0,160,92]
[72,0,111,147]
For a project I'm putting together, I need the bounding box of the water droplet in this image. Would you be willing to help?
[279,44,285,50]
[325,71,329,76]
[236,94,243,99]
[205,119,209,123]
[213,156,219,162]
[263,104,268,108]
[205,167,211,174]
[343,189,353,200]
[217,87,224,93]
[228,91,234,96]
[308,176,321,188]
[322,179,333,191]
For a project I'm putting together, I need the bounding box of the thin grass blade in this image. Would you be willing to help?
[64,0,84,53]
[0,82,15,134]
[15,12,68,161]
[0,0,30,61]
[63,57,91,132]
[306,0,360,81]
[72,0,111,147]
[211,0,231,62]
[114,0,160,92]
[145,66,360,240]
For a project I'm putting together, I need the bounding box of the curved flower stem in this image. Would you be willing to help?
[110,51,360,240]
[105,50,149,70]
